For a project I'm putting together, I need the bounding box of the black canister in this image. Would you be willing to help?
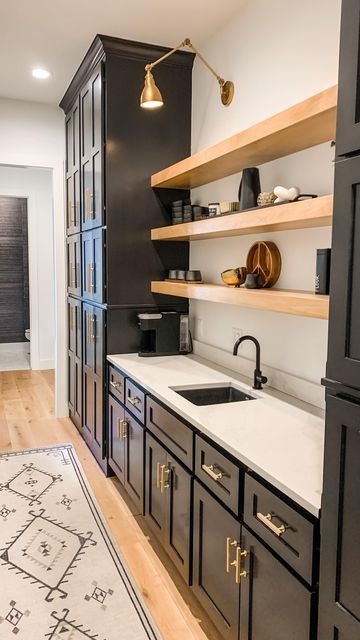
[315,248,331,294]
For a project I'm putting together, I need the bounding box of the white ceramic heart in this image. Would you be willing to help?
[274,185,300,203]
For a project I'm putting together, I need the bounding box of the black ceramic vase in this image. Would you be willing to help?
[238,167,261,210]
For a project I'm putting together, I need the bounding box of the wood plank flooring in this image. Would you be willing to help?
[0,369,221,640]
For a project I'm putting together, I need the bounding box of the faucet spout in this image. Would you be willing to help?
[232,335,268,390]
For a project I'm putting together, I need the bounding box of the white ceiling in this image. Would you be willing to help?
[0,0,245,105]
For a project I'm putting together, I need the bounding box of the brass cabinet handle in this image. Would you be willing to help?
[226,537,238,573]
[90,315,96,343]
[160,464,171,493]
[232,546,248,584]
[87,314,91,344]
[128,396,141,407]
[110,380,122,390]
[90,193,94,219]
[256,512,287,537]
[202,463,223,482]
[116,419,128,439]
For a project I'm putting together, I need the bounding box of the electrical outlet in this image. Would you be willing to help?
[196,318,204,339]
[232,327,242,345]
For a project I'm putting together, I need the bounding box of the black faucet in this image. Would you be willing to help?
[232,335,268,390]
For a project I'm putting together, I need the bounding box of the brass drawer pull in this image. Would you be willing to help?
[232,546,248,584]
[128,396,142,407]
[226,537,237,573]
[110,380,122,390]
[116,419,128,439]
[202,463,223,482]
[257,512,287,536]
[160,464,171,493]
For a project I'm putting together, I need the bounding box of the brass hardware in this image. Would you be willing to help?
[90,263,95,292]
[116,419,128,439]
[156,462,161,490]
[110,380,121,390]
[226,537,237,573]
[141,38,234,109]
[202,463,223,482]
[160,464,171,493]
[256,512,287,537]
[231,546,248,584]
[90,315,96,343]
[85,188,91,220]
[87,314,91,343]
[128,396,141,407]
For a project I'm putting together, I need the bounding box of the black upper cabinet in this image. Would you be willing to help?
[67,234,81,298]
[319,394,360,638]
[336,0,360,157]
[326,155,360,390]
[66,99,81,235]
[82,228,104,304]
[81,65,103,231]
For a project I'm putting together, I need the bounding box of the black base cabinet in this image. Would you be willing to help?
[145,432,191,583]
[318,394,360,638]
[192,480,241,640]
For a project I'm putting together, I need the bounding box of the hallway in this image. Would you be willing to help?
[0,369,217,640]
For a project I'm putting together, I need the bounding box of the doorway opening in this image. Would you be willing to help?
[0,195,30,371]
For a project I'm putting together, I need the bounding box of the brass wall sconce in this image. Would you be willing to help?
[140,38,234,109]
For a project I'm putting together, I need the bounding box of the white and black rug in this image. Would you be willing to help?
[0,445,162,640]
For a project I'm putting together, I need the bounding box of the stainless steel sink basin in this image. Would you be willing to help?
[173,384,256,406]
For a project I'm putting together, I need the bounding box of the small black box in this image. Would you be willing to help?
[315,248,331,294]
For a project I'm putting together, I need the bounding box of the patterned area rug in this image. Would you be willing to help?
[0,445,162,639]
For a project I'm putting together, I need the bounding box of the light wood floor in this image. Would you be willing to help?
[0,369,221,640]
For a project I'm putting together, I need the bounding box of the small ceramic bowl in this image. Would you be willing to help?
[221,267,247,287]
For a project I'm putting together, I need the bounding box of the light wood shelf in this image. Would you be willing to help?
[151,86,337,189]
[151,281,329,319]
[151,195,333,241]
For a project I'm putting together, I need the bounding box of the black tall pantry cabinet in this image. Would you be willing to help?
[318,1,360,637]
[60,36,193,470]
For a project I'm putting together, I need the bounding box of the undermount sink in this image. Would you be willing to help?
[173,384,256,406]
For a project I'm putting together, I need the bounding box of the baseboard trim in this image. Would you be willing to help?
[192,339,325,409]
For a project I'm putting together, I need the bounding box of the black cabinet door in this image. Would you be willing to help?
[65,99,81,235]
[124,409,145,514]
[68,297,82,431]
[82,228,104,304]
[67,234,81,297]
[81,64,103,231]
[68,297,81,359]
[192,480,241,640]
[318,394,360,638]
[145,432,167,543]
[108,394,125,484]
[83,304,104,464]
[240,526,312,640]
[327,156,360,390]
[165,453,191,583]
[336,0,360,156]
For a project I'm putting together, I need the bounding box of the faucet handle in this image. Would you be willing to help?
[254,371,268,390]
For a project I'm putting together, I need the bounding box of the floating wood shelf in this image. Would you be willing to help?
[151,86,337,189]
[151,281,329,319]
[151,195,333,242]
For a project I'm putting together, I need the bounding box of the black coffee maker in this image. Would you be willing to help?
[137,312,191,357]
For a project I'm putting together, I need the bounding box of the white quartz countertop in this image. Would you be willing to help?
[107,353,324,517]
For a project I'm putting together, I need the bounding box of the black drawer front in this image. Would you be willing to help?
[108,365,125,404]
[195,435,240,515]
[125,378,145,424]
[244,474,315,584]
[146,397,193,469]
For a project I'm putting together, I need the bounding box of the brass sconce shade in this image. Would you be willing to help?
[140,70,163,109]
[140,38,234,110]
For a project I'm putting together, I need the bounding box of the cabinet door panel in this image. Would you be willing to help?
[81,86,91,162]
[67,235,81,297]
[81,65,103,231]
[166,455,191,582]
[73,168,80,233]
[192,481,240,640]
[241,526,311,640]
[336,0,360,156]
[145,432,167,542]
[93,151,102,227]
[82,229,104,303]
[108,395,125,482]
[124,410,144,514]
[74,355,82,430]
[66,101,81,235]
[83,369,94,443]
[65,114,73,175]
[68,351,75,412]
[83,303,94,370]
[327,156,360,390]
[319,395,360,638]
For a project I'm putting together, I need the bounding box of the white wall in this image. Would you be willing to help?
[0,166,55,369]
[190,0,341,407]
[0,98,66,414]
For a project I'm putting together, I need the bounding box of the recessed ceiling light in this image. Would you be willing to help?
[32,68,51,80]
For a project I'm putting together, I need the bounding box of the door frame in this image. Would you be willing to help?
[0,154,66,417]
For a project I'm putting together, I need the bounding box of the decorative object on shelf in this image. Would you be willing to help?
[315,248,331,295]
[167,269,202,283]
[239,168,261,211]
[208,202,221,216]
[221,267,247,287]
[171,198,190,225]
[246,240,281,287]
[219,201,240,214]
[274,185,300,203]
[140,38,234,109]
[257,191,277,207]
[192,205,209,221]
[244,273,263,289]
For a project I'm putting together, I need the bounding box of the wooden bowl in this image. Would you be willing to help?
[221,267,247,287]
[246,241,281,287]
